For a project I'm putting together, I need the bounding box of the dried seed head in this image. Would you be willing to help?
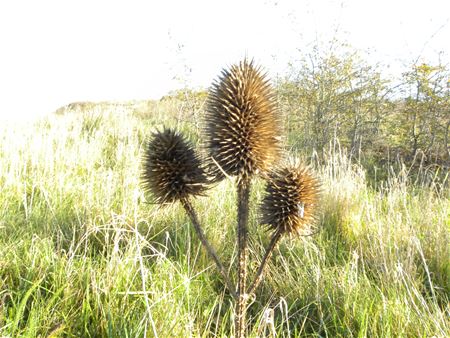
[205,59,281,182]
[260,164,320,236]
[141,128,208,204]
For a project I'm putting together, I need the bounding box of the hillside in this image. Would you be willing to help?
[0,95,448,337]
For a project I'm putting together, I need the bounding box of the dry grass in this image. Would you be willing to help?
[0,101,448,337]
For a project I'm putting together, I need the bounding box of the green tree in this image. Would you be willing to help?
[393,62,450,163]
[278,45,389,158]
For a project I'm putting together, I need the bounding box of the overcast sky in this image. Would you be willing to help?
[0,0,449,121]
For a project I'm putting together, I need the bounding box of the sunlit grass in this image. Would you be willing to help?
[0,102,448,337]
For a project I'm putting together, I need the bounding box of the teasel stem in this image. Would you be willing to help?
[180,197,237,300]
[247,229,283,296]
[236,179,250,338]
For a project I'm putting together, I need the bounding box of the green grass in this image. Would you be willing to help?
[0,102,448,337]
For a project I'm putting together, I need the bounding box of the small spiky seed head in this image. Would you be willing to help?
[205,59,281,182]
[260,164,320,236]
[141,128,208,204]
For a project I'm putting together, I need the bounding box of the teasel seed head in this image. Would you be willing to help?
[141,128,208,204]
[260,163,320,236]
[205,59,282,183]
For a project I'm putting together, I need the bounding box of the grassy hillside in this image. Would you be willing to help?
[0,100,448,337]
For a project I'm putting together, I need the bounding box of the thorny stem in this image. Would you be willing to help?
[181,198,237,300]
[236,180,250,338]
[247,230,282,296]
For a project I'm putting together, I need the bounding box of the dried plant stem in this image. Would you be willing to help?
[181,198,237,300]
[236,180,250,338]
[247,230,282,296]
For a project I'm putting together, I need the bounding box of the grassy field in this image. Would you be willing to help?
[0,100,448,337]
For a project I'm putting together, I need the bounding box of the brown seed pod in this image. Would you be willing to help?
[260,164,320,236]
[141,128,208,204]
[205,59,281,182]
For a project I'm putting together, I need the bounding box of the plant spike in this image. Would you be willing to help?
[205,59,282,338]
[141,128,237,299]
[249,163,320,295]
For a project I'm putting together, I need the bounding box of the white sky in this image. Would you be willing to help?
[0,0,449,121]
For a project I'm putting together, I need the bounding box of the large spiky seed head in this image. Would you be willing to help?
[141,128,208,204]
[205,59,281,182]
[260,164,320,236]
